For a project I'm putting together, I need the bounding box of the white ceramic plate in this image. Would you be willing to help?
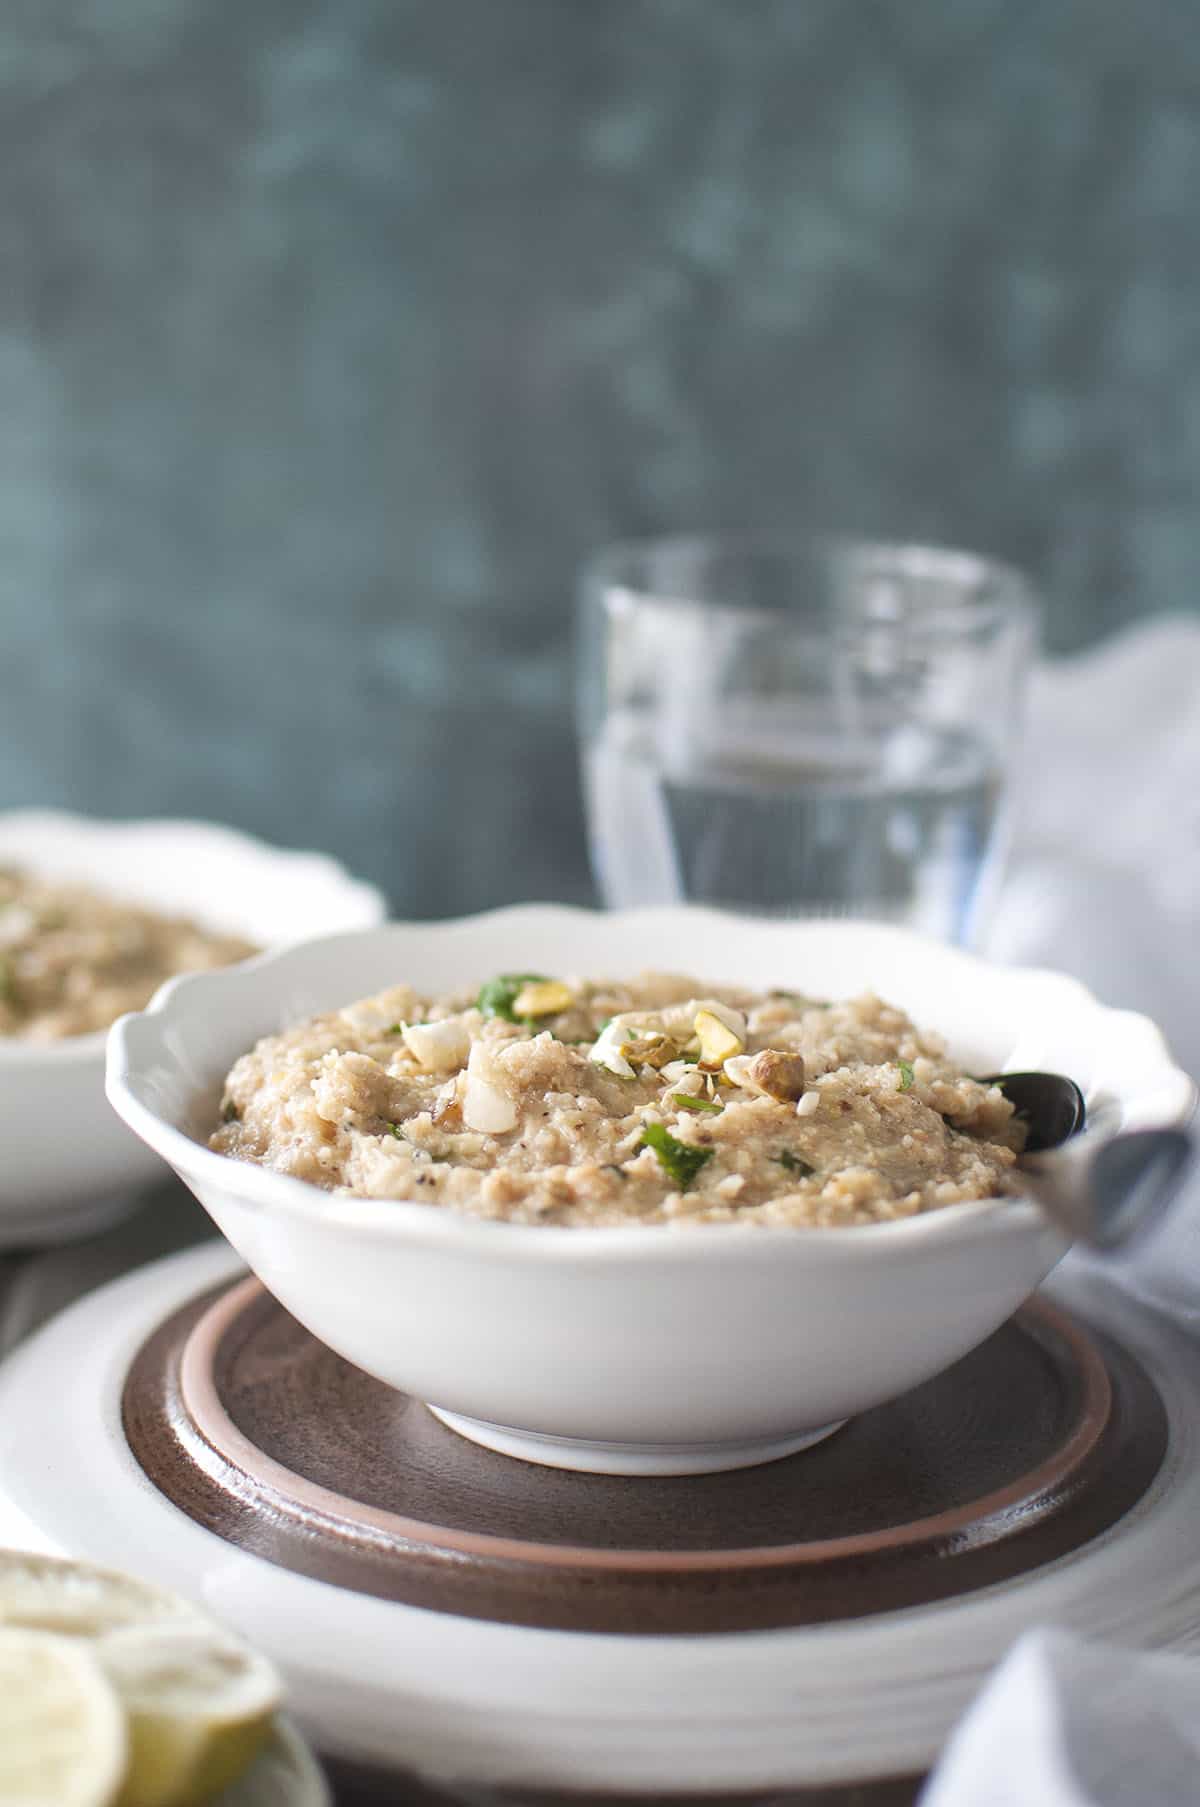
[1,1241,1198,1794]
[106,908,1195,1474]
[0,811,385,1247]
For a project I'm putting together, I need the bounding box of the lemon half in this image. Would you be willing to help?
[0,1625,127,1807]
[0,1551,195,1641]
[0,1551,293,1807]
[99,1621,283,1807]
[213,1721,331,1807]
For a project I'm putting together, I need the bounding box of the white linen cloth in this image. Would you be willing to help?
[988,616,1200,1335]
[922,615,1200,1805]
[0,616,1197,1804]
[923,1631,1200,1807]
[990,614,1200,1090]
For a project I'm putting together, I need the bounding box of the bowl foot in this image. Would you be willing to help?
[424,1405,847,1475]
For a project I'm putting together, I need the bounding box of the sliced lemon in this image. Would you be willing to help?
[0,1626,126,1807]
[0,1550,198,1641]
[211,1720,330,1807]
[99,1620,283,1807]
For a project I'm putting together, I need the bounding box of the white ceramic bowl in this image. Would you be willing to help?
[0,811,384,1246]
[106,908,1195,1475]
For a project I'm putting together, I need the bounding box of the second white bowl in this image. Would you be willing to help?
[0,812,385,1246]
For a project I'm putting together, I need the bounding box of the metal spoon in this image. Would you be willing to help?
[983,1071,1195,1250]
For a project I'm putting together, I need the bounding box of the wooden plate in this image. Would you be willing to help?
[122,1278,1166,1638]
[318,1752,927,1806]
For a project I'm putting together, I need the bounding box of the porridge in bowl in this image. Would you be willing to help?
[212,972,1024,1227]
[0,867,258,1041]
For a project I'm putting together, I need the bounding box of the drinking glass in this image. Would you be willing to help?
[578,535,1037,946]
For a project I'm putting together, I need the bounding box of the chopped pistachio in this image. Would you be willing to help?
[694,1008,744,1070]
[511,978,574,1018]
[621,1032,677,1069]
[477,973,548,1022]
[729,1049,807,1103]
[697,1000,748,1037]
[897,1059,915,1092]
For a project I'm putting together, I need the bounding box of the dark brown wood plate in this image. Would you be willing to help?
[121,1277,1167,1639]
[318,1753,926,1807]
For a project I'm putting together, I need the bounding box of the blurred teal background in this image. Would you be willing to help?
[3,2,1198,915]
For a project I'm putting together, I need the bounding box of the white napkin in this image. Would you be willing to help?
[987,616,1200,1329]
[921,617,1200,1805]
[988,614,1200,1083]
[923,1630,1200,1807]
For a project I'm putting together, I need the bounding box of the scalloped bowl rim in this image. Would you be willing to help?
[0,810,385,1068]
[105,906,1197,1261]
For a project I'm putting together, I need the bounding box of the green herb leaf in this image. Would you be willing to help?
[476,973,550,1023]
[387,1121,405,1139]
[897,1059,915,1092]
[639,1122,713,1189]
[671,1092,722,1114]
[777,1151,816,1178]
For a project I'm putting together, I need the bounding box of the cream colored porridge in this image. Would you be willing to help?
[211,971,1024,1227]
[0,867,258,1041]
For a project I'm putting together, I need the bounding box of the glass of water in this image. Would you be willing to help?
[578,535,1037,946]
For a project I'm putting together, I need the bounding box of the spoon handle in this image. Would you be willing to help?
[1022,1128,1196,1251]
